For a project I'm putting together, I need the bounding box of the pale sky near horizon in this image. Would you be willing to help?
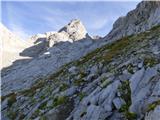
[1,1,140,40]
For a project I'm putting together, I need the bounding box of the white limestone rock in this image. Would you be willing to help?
[58,19,89,41]
[48,32,72,47]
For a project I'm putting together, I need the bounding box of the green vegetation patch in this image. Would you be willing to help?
[6,109,17,120]
[7,93,17,107]
[78,92,86,101]
[118,80,137,120]
[73,79,86,86]
[147,100,160,112]
[100,79,113,88]
[144,57,158,67]
[127,64,134,74]
[118,80,131,106]
[39,101,47,110]
[52,96,68,107]
[59,83,69,91]
[102,37,131,62]
[20,80,45,97]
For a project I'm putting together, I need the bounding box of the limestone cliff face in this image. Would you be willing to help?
[105,1,160,41]
[58,19,89,41]
[29,19,90,48]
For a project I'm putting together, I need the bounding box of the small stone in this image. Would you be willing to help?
[104,104,112,112]
[138,62,143,68]
[117,92,121,97]
[61,86,77,96]
[119,73,131,82]
[90,65,98,74]
[68,66,78,75]
[1,98,8,110]
[47,100,53,107]
[86,74,97,81]
[113,97,126,109]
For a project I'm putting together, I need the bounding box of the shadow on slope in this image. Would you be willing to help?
[1,36,100,79]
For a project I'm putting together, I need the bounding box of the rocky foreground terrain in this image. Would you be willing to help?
[1,1,160,120]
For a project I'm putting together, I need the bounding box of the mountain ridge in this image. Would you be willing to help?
[105,1,160,41]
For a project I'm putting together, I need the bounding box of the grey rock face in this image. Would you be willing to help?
[68,80,120,120]
[105,1,160,41]
[129,68,145,95]
[129,65,159,115]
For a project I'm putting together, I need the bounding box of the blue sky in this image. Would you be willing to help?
[1,1,140,40]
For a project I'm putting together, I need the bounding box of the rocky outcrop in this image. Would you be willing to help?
[41,19,90,47]
[105,1,160,41]
[58,19,90,41]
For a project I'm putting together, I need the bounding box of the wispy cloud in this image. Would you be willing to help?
[2,1,139,38]
[1,2,30,39]
[8,23,30,40]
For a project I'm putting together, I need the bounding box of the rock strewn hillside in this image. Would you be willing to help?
[1,19,102,96]
[2,25,160,120]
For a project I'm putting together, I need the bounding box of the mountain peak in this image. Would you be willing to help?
[58,19,88,41]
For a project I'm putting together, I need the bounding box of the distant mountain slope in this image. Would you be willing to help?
[0,23,32,68]
[1,19,100,96]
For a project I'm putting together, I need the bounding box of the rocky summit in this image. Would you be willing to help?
[1,1,160,120]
